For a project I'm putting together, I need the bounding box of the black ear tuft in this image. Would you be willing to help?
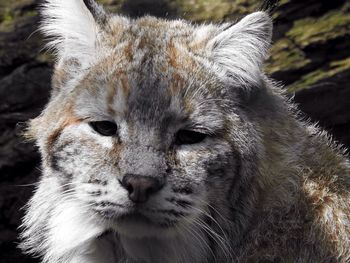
[83,0,108,26]
[260,0,279,16]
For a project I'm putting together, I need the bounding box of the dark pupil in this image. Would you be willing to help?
[175,130,207,145]
[90,121,118,136]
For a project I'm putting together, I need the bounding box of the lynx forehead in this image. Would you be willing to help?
[20,1,350,263]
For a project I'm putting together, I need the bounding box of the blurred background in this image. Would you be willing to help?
[0,0,349,262]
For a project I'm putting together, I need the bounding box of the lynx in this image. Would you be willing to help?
[20,0,350,262]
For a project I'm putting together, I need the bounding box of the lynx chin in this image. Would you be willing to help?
[19,0,350,262]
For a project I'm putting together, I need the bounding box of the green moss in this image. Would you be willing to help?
[279,0,289,5]
[287,57,350,92]
[0,0,36,14]
[0,0,38,31]
[0,7,14,30]
[1,7,12,22]
[228,0,260,16]
[265,38,310,74]
[287,11,350,47]
[174,0,259,22]
[0,8,38,32]
[330,57,350,71]
[24,10,37,18]
[174,0,233,21]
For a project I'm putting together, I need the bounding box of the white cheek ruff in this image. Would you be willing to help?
[47,199,105,259]
[20,177,112,263]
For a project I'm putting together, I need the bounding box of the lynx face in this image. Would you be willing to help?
[23,0,272,257]
[45,40,239,238]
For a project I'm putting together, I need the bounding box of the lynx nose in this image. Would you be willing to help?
[121,174,164,203]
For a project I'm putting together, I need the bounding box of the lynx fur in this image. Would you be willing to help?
[20,0,350,262]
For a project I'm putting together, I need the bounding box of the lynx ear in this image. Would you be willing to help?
[41,0,107,67]
[207,11,273,86]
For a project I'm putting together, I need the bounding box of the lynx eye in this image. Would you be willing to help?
[89,121,118,136]
[175,130,207,145]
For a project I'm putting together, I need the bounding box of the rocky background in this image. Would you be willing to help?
[0,0,349,262]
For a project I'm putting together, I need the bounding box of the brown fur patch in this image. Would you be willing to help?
[124,42,134,62]
[169,73,184,96]
[167,40,179,68]
[106,69,130,116]
[46,105,82,151]
[137,36,147,49]
[106,19,125,47]
[107,78,118,116]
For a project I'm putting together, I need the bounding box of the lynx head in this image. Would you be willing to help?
[28,0,272,240]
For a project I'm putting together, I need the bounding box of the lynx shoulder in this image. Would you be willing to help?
[20,0,350,262]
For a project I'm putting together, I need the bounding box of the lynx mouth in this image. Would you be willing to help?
[94,207,179,228]
[93,208,181,238]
